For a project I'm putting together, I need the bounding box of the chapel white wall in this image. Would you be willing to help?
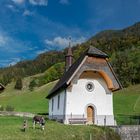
[49,90,65,120]
[65,73,115,125]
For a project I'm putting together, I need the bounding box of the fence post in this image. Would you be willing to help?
[89,133,92,140]
[104,115,106,126]
[130,115,131,124]
[70,113,72,124]
[83,114,84,124]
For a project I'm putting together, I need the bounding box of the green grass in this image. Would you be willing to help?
[0,76,140,125]
[113,84,140,124]
[0,80,56,113]
[0,116,120,140]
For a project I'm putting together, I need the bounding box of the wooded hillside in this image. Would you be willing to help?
[0,22,140,87]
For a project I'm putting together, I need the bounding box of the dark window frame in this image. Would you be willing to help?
[52,98,54,111]
[57,95,60,110]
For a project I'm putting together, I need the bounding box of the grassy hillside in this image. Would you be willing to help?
[0,116,120,140]
[0,77,140,125]
[113,84,140,115]
[113,84,140,124]
[0,79,57,113]
[29,62,65,88]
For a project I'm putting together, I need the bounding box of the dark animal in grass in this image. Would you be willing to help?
[33,116,45,130]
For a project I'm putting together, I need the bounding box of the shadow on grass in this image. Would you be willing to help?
[37,112,48,116]
[115,114,140,125]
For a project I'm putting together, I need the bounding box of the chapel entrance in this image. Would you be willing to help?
[87,106,94,124]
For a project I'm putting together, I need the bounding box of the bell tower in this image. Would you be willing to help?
[65,38,73,71]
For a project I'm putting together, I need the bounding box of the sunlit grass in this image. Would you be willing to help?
[0,116,120,140]
[0,80,56,113]
[113,84,140,124]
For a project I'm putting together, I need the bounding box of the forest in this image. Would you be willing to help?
[0,22,140,88]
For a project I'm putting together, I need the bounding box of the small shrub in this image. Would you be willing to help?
[5,105,14,111]
[0,105,4,111]
[15,77,23,90]
[29,79,37,91]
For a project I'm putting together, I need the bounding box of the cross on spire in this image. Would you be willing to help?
[68,36,72,48]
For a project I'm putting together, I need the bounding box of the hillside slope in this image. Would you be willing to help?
[113,84,140,124]
[0,79,57,113]
[0,75,140,123]
[0,22,140,87]
[113,84,140,114]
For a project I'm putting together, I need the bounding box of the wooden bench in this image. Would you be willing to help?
[69,118,87,124]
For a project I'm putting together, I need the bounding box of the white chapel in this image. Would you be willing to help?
[46,46,122,126]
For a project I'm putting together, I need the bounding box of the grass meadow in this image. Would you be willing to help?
[0,116,120,140]
[0,79,139,140]
[0,80,56,113]
[113,84,140,124]
[0,79,139,116]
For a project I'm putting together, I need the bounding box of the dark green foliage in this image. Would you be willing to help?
[43,62,65,84]
[29,79,38,91]
[0,51,65,86]
[15,78,23,90]
[111,46,140,86]
[0,22,140,87]
[31,62,65,88]
[0,105,4,111]
[5,105,14,111]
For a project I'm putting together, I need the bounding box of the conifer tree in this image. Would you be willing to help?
[15,77,23,90]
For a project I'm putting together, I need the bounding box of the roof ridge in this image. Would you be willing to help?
[86,46,108,58]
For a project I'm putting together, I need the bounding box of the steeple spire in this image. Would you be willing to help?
[65,37,73,71]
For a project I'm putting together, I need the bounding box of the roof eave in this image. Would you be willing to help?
[87,53,109,58]
[106,61,123,90]
[112,87,122,92]
[46,83,68,99]
[0,83,5,89]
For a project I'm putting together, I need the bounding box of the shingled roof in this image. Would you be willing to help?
[86,46,108,58]
[46,46,109,98]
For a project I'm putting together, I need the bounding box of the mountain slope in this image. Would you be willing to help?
[0,22,140,87]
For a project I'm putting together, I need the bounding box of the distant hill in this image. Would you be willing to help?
[0,22,140,87]
[91,22,140,39]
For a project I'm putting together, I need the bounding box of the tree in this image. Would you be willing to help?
[29,79,37,91]
[15,77,23,90]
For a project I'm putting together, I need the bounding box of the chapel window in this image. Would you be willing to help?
[86,82,94,92]
[57,95,60,109]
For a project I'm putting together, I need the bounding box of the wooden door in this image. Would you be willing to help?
[87,106,94,123]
